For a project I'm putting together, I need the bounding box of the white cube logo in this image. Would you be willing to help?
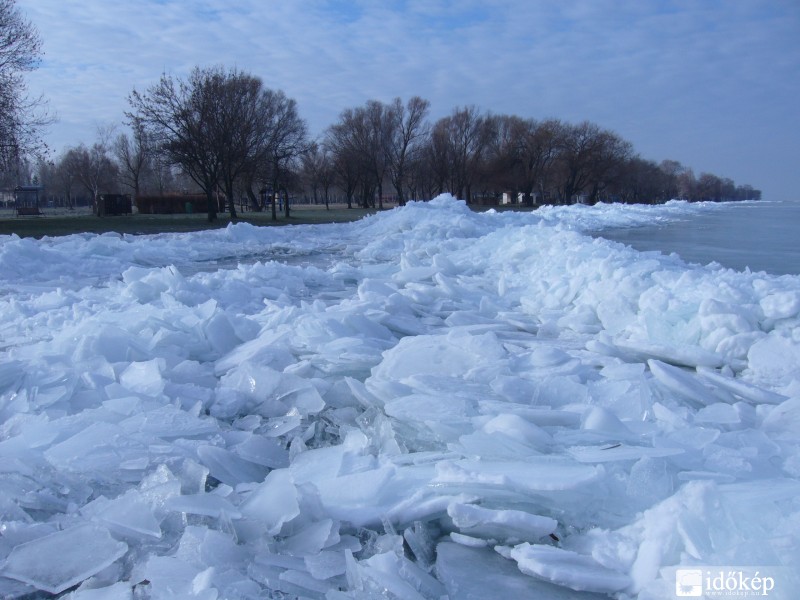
[676,569,703,597]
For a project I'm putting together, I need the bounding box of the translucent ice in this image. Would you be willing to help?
[240,469,300,535]
[2,196,799,597]
[447,502,557,543]
[508,543,631,593]
[0,523,128,594]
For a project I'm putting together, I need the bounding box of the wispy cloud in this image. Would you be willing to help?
[17,0,800,199]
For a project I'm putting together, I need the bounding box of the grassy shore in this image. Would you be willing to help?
[0,204,380,238]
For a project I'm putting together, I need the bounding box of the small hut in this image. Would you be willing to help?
[14,185,43,216]
[95,194,132,216]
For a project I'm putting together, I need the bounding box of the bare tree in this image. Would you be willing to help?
[325,122,361,209]
[697,172,722,201]
[300,141,333,207]
[260,89,308,219]
[425,106,492,203]
[113,117,153,198]
[386,96,430,205]
[63,142,119,205]
[213,69,272,220]
[128,67,228,221]
[0,0,50,171]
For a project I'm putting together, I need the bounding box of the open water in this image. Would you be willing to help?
[597,200,800,276]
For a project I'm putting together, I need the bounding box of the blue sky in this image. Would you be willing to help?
[18,0,800,200]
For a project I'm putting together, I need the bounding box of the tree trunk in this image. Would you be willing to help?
[206,189,218,221]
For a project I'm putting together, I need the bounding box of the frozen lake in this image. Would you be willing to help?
[597,200,800,276]
[0,196,798,598]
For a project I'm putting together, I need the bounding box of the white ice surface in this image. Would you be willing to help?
[1,196,799,598]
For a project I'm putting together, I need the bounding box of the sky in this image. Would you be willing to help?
[17,0,800,201]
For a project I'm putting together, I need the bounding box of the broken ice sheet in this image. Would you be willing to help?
[447,502,557,544]
[436,541,608,599]
[0,523,128,594]
[507,543,631,594]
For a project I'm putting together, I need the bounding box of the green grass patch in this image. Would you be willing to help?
[0,206,376,239]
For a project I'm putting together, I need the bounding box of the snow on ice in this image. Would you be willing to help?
[0,195,798,598]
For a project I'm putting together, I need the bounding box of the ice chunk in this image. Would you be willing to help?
[196,444,269,486]
[371,330,507,382]
[120,404,218,438]
[204,311,243,354]
[240,469,300,535]
[0,523,128,594]
[118,359,166,396]
[695,402,740,424]
[385,393,473,423]
[481,413,552,448]
[508,543,631,593]
[312,464,397,526]
[434,458,603,492]
[614,338,726,368]
[580,406,634,436]
[68,582,133,600]
[135,555,213,598]
[760,290,800,319]
[761,398,800,437]
[354,550,447,600]
[747,335,800,382]
[647,359,714,405]
[280,518,339,556]
[626,457,674,507]
[89,490,162,540]
[43,422,146,473]
[447,502,557,543]
[436,542,599,599]
[165,492,242,519]
[569,444,683,463]
[232,433,290,468]
[304,550,347,581]
[695,366,787,405]
[403,521,438,568]
[174,526,248,570]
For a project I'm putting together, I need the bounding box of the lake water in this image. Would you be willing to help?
[597,200,800,276]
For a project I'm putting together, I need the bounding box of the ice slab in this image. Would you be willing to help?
[436,542,607,599]
[447,502,557,543]
[240,469,300,535]
[568,444,684,463]
[165,492,242,519]
[434,458,604,493]
[647,359,715,405]
[0,523,128,594]
[614,339,726,368]
[87,490,162,540]
[196,444,269,486]
[508,543,631,594]
[695,366,787,405]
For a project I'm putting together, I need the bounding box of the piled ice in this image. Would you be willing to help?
[0,195,798,598]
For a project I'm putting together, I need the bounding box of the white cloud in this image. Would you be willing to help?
[16,0,800,199]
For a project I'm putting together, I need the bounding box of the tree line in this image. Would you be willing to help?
[3,42,761,219]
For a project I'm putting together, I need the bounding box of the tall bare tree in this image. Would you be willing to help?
[128,67,228,221]
[114,117,152,198]
[301,141,336,208]
[63,142,119,205]
[386,96,430,205]
[426,106,492,203]
[0,0,49,172]
[260,89,308,219]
